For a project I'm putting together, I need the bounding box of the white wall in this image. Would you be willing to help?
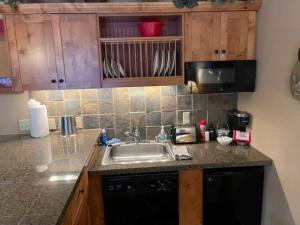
[0,93,28,135]
[239,0,300,224]
[0,25,29,135]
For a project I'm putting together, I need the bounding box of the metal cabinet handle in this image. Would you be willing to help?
[51,79,57,83]
[214,49,219,54]
[79,189,84,194]
[58,79,64,83]
[221,49,226,54]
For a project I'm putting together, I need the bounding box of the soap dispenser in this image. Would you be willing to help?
[158,126,167,143]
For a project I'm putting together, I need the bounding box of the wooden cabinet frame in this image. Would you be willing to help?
[0,1,262,91]
[0,1,263,15]
[0,15,23,93]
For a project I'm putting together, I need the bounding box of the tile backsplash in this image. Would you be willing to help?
[29,86,237,140]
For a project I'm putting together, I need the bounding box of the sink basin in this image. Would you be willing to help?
[101,142,175,165]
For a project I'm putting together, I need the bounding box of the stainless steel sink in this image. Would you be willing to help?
[101,142,175,165]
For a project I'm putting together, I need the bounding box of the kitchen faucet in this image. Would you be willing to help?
[124,127,141,144]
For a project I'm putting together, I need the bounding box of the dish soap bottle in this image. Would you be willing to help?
[158,126,167,143]
[100,128,108,147]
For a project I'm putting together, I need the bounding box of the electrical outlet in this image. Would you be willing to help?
[76,116,83,129]
[48,118,56,130]
[18,119,30,132]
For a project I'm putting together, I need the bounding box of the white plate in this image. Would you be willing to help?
[103,59,108,78]
[164,49,171,76]
[152,50,159,76]
[158,49,165,76]
[106,59,113,78]
[168,50,176,76]
[117,62,125,78]
[111,59,120,78]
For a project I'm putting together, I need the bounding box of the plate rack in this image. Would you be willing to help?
[98,15,183,87]
[100,37,182,80]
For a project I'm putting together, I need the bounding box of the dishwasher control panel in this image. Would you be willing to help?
[102,172,178,195]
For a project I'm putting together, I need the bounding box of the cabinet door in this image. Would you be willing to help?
[14,15,60,90]
[185,12,220,61]
[74,199,90,225]
[59,14,101,89]
[220,11,256,61]
[0,15,23,93]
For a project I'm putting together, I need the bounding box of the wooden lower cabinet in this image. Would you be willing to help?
[73,198,90,225]
[61,170,90,225]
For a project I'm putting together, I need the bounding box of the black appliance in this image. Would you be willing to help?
[102,172,179,225]
[204,167,264,225]
[185,60,256,94]
[227,109,250,136]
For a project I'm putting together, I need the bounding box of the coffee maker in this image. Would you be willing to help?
[227,110,250,137]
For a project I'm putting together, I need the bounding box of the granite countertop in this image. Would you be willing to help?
[0,129,100,225]
[89,142,272,176]
[0,129,272,225]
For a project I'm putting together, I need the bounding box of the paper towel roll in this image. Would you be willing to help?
[28,102,49,138]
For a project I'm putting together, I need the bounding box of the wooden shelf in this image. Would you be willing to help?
[0,1,263,15]
[100,36,182,43]
[102,76,183,87]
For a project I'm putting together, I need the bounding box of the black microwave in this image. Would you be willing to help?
[185,60,256,94]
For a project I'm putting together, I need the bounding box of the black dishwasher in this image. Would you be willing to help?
[102,172,179,225]
[204,166,264,225]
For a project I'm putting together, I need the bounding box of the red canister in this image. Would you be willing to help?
[199,120,207,141]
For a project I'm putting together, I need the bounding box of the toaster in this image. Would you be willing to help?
[170,124,199,144]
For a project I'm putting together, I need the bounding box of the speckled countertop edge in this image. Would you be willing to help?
[88,142,273,176]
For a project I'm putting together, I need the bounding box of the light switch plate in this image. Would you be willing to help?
[18,119,30,132]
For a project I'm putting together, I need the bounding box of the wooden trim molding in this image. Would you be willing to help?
[179,170,203,225]
[0,1,263,15]
[88,175,105,225]
[4,15,23,93]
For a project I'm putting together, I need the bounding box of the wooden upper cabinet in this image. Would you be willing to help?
[59,14,100,89]
[12,14,100,90]
[14,15,59,90]
[184,11,256,62]
[185,12,220,62]
[220,11,256,61]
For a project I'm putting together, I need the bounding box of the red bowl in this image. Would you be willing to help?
[138,22,164,37]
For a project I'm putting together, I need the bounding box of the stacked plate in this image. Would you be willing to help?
[103,58,125,79]
[152,49,176,77]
